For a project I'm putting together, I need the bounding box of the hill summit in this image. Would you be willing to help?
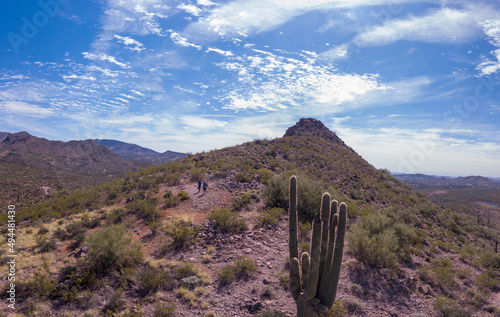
[283,118,347,147]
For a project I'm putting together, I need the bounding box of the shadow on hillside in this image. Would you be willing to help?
[349,263,414,305]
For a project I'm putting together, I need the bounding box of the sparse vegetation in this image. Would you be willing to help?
[84,224,143,274]
[209,208,248,233]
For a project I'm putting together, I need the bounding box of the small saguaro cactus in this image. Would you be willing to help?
[289,175,347,316]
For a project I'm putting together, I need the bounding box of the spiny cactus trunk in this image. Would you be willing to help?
[289,175,347,317]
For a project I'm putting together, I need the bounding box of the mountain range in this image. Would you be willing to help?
[95,139,186,164]
[394,173,499,188]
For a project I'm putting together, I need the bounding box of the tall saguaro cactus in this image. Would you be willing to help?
[289,175,347,316]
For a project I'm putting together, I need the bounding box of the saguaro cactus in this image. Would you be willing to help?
[289,175,347,316]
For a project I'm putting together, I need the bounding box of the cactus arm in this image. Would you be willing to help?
[289,176,299,261]
[301,252,310,291]
[290,257,301,301]
[318,193,331,285]
[323,200,338,276]
[304,212,322,300]
[319,202,347,308]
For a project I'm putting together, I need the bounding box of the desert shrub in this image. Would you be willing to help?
[348,211,399,268]
[218,256,258,285]
[256,311,286,317]
[127,199,159,223]
[191,168,207,182]
[256,168,273,184]
[262,173,327,222]
[235,170,255,182]
[430,258,456,290]
[38,239,57,253]
[342,297,363,314]
[261,285,276,298]
[137,266,170,295]
[103,290,125,314]
[326,299,348,317]
[209,208,248,233]
[231,192,254,211]
[476,269,499,293]
[153,300,176,317]
[28,271,57,299]
[37,226,49,236]
[165,220,199,250]
[348,209,418,269]
[177,190,190,201]
[433,296,471,317]
[84,224,143,275]
[106,208,128,224]
[477,250,500,269]
[58,265,77,282]
[255,207,284,227]
[53,227,68,241]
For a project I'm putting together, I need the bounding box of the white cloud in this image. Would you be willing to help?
[318,44,349,61]
[170,32,202,49]
[62,74,97,81]
[178,3,202,16]
[114,35,145,52]
[82,52,131,69]
[0,101,55,117]
[207,47,234,56]
[216,48,392,113]
[182,0,435,41]
[352,7,484,47]
[477,19,500,76]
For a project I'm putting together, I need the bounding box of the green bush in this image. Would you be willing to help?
[218,256,258,285]
[348,209,417,269]
[127,199,159,223]
[231,192,254,211]
[262,174,327,222]
[209,208,248,233]
[434,296,471,317]
[38,239,57,253]
[165,220,199,250]
[431,258,456,290]
[28,271,57,299]
[153,300,176,317]
[84,224,143,274]
[137,266,170,295]
[256,207,284,227]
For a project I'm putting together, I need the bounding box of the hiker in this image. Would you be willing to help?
[202,181,208,193]
[197,181,202,191]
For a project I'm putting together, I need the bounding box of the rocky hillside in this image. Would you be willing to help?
[0,119,498,317]
[95,139,186,165]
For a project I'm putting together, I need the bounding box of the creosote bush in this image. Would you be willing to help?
[218,256,258,285]
[209,208,248,233]
[348,208,418,269]
[256,207,285,227]
[85,224,143,275]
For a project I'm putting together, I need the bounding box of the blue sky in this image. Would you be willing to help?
[1,0,500,177]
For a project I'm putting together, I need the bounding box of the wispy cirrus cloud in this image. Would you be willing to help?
[352,7,487,47]
[477,19,500,76]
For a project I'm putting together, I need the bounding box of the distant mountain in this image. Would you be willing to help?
[0,132,144,206]
[95,139,186,164]
[394,173,499,188]
[0,132,11,143]
[0,132,141,175]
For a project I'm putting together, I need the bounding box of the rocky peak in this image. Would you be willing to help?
[2,131,34,144]
[283,118,345,145]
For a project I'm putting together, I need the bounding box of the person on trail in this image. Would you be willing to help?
[198,181,202,191]
[202,181,208,193]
